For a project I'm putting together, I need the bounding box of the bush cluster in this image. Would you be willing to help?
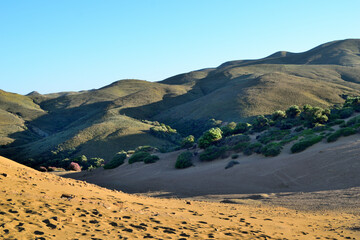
[261,143,282,157]
[149,123,182,144]
[56,155,104,171]
[327,127,357,142]
[243,142,263,155]
[233,122,251,134]
[104,151,127,169]
[128,151,160,164]
[128,151,151,164]
[144,155,160,164]
[175,151,193,169]
[257,129,290,144]
[198,127,223,149]
[199,146,226,161]
[300,105,330,127]
[252,115,270,132]
[221,134,250,146]
[181,135,195,149]
[291,135,323,153]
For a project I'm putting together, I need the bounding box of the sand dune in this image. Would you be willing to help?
[1,155,359,239]
[65,134,360,198]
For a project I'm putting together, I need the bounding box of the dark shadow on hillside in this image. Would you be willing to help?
[119,73,257,127]
[0,101,111,160]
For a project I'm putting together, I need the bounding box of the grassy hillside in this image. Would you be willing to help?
[0,80,189,164]
[1,39,360,166]
[0,90,46,145]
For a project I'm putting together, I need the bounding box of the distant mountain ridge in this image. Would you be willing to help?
[1,39,360,163]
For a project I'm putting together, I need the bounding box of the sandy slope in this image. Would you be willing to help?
[1,156,359,239]
[65,135,360,198]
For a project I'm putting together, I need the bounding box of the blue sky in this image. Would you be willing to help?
[1,0,360,95]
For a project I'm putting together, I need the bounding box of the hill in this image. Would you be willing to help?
[1,155,359,239]
[1,39,360,164]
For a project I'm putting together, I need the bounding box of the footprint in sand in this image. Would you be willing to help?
[34,230,44,235]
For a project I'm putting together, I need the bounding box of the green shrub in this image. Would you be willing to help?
[280,134,299,144]
[344,96,360,111]
[65,155,105,170]
[261,143,282,157]
[276,120,294,130]
[221,134,250,146]
[300,105,329,127]
[339,107,354,119]
[327,119,345,126]
[327,127,357,142]
[135,145,156,153]
[327,130,343,142]
[286,105,301,118]
[243,142,263,156]
[233,142,250,152]
[175,151,193,169]
[295,126,304,132]
[231,154,239,159]
[233,122,251,134]
[143,155,160,164]
[300,128,315,136]
[128,151,151,164]
[341,127,357,136]
[272,110,286,121]
[104,151,127,169]
[198,127,223,149]
[199,146,226,161]
[257,129,290,144]
[339,122,347,128]
[88,157,105,169]
[252,115,270,132]
[149,124,182,144]
[346,116,360,127]
[221,122,237,137]
[181,135,195,149]
[291,135,323,153]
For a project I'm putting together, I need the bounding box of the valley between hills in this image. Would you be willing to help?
[1,39,360,239]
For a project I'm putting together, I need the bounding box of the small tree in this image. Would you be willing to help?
[128,151,151,164]
[252,115,269,132]
[271,110,286,121]
[199,146,226,161]
[233,122,251,134]
[198,127,223,149]
[144,155,160,164]
[104,151,127,169]
[181,135,195,149]
[175,151,193,169]
[286,105,301,118]
[301,105,329,126]
[220,122,237,137]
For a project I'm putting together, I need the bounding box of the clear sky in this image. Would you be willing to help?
[1,0,360,95]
